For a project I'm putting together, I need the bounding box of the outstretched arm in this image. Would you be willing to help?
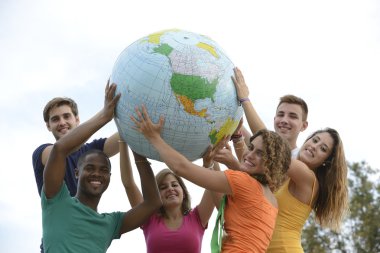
[119,148,162,234]
[131,105,232,195]
[103,132,120,158]
[119,141,144,207]
[232,67,266,133]
[197,188,216,228]
[287,158,318,199]
[43,82,120,198]
[196,146,224,228]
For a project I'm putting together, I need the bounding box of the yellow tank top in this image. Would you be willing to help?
[266,179,315,253]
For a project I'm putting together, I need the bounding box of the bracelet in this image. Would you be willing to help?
[232,136,244,144]
[230,130,243,143]
[204,162,214,170]
[238,97,250,105]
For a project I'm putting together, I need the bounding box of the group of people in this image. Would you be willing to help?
[32,68,349,253]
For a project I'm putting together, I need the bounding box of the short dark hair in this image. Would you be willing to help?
[77,149,111,171]
[277,94,308,121]
[43,97,79,122]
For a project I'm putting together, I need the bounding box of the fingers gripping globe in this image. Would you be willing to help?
[111,29,243,161]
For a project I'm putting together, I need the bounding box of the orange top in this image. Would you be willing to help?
[222,170,278,253]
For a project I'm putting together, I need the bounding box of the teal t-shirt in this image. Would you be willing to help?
[41,184,125,253]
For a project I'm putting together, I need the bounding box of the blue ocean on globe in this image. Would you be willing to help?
[111,29,243,161]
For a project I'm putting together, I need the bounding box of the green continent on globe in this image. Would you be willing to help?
[170,73,217,117]
[111,29,243,161]
[153,43,173,56]
[171,74,217,101]
[153,42,218,118]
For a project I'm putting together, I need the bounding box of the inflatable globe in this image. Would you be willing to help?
[111,29,243,161]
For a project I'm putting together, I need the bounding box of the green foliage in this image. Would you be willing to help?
[301,161,380,253]
[348,162,380,252]
[302,216,330,253]
[302,214,349,252]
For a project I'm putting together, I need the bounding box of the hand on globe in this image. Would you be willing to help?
[231,67,250,101]
[103,81,121,122]
[202,136,230,168]
[213,140,241,170]
[111,29,243,161]
[131,105,165,142]
[233,118,244,135]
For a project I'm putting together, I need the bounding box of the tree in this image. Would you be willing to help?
[301,161,380,253]
[302,216,332,253]
[348,161,380,253]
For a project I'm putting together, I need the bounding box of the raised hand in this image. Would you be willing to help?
[231,67,250,100]
[202,136,229,168]
[233,118,244,135]
[202,145,214,168]
[43,80,121,198]
[213,140,241,170]
[103,80,121,120]
[130,105,165,141]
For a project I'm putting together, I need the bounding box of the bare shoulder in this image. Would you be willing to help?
[288,159,315,187]
[103,132,120,157]
[41,144,53,166]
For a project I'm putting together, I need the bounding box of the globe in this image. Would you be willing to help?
[111,29,243,162]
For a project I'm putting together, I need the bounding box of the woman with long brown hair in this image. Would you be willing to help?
[231,67,349,252]
[267,128,349,252]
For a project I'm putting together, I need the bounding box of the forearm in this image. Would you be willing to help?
[198,162,222,225]
[119,142,143,207]
[44,111,110,193]
[198,189,217,227]
[241,100,266,133]
[209,163,223,208]
[214,150,241,170]
[55,111,110,155]
[44,82,119,198]
[135,160,161,206]
[149,136,190,175]
[232,138,247,162]
[241,126,252,147]
[103,132,120,157]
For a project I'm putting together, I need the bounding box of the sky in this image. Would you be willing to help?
[1,0,379,252]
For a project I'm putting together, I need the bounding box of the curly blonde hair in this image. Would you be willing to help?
[250,129,291,192]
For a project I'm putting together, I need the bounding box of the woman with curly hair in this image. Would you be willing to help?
[131,105,292,253]
[231,67,349,252]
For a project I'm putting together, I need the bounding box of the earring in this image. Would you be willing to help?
[322,163,326,167]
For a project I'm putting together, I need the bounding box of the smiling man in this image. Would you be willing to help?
[32,85,121,252]
[273,95,308,157]
[231,67,309,158]
[32,96,120,197]
[41,82,161,252]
